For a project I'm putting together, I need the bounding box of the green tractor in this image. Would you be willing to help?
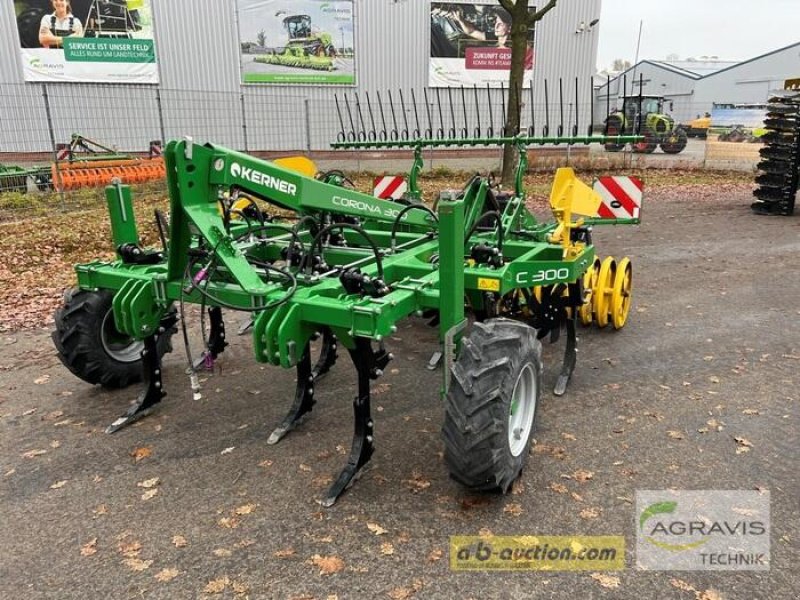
[604,95,688,154]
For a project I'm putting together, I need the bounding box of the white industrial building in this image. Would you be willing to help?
[596,42,800,124]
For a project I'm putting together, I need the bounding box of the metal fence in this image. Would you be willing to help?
[0,80,760,219]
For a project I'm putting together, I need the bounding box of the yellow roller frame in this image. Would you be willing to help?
[579,257,601,326]
[593,257,616,328]
[611,257,632,330]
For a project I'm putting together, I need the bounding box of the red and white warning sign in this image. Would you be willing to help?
[373,176,407,200]
[593,176,644,219]
[55,144,71,161]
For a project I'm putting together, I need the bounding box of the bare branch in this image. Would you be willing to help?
[529,0,557,24]
[498,0,516,13]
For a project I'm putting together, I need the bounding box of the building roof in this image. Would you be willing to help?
[650,60,739,77]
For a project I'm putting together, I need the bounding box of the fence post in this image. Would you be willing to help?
[155,87,166,145]
[240,92,249,152]
[42,84,65,210]
[304,98,312,152]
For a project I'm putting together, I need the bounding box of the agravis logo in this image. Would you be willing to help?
[639,501,708,551]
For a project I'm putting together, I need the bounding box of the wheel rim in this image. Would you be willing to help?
[579,258,601,325]
[593,257,616,328]
[100,311,144,363]
[611,258,633,329]
[508,363,537,457]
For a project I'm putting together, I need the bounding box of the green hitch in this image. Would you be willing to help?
[105,180,139,248]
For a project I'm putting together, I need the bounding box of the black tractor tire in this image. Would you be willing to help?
[632,130,658,154]
[52,288,175,389]
[604,116,626,152]
[442,318,543,492]
[660,128,688,154]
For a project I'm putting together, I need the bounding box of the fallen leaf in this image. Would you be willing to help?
[274,548,296,558]
[309,554,345,576]
[80,538,98,556]
[258,459,273,468]
[232,581,249,595]
[579,507,601,520]
[388,580,424,600]
[428,549,443,562]
[549,482,568,494]
[131,447,152,462]
[137,477,160,489]
[218,517,240,529]
[669,578,696,592]
[571,492,585,503]
[22,408,38,416]
[380,542,395,556]
[155,568,180,582]
[697,590,723,600]
[172,535,188,548]
[235,539,255,548]
[220,447,235,455]
[203,576,230,594]
[367,522,388,536]
[742,409,760,415]
[49,440,61,449]
[234,503,257,516]
[709,376,720,384]
[561,432,577,441]
[4,469,15,477]
[503,503,523,516]
[590,573,620,589]
[213,548,232,557]
[22,449,47,458]
[34,375,50,385]
[141,488,159,501]
[50,480,68,489]
[571,469,594,483]
[299,464,312,472]
[118,540,142,558]
[403,471,431,493]
[667,430,685,440]
[734,437,753,448]
[123,557,153,572]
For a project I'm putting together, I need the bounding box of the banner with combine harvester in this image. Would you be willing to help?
[13,0,158,84]
[237,0,355,85]
[430,2,534,88]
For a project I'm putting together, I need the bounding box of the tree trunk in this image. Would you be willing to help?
[500,1,530,186]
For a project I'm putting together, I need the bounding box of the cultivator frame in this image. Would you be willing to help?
[55,101,643,504]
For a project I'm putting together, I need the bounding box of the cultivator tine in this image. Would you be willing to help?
[322,337,391,507]
[573,77,580,137]
[473,84,482,137]
[365,92,378,141]
[268,343,316,445]
[486,83,495,138]
[334,95,347,143]
[192,307,227,371]
[375,91,389,141]
[528,83,536,136]
[106,314,177,434]
[500,82,507,135]
[447,87,457,138]
[543,79,550,137]
[435,88,446,139]
[410,89,422,139]
[554,308,578,396]
[460,86,469,138]
[423,88,434,138]
[398,89,411,140]
[354,94,368,141]
[387,90,400,140]
[343,95,357,142]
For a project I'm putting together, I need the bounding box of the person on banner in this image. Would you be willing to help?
[39,0,84,49]
[450,8,512,48]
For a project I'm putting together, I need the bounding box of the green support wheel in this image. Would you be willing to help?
[52,288,175,389]
[442,319,543,492]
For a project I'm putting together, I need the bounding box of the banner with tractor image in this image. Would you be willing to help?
[705,104,768,165]
[430,2,534,88]
[237,0,355,85]
[14,0,158,83]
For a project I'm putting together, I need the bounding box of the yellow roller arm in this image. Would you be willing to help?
[547,167,603,257]
[274,156,318,178]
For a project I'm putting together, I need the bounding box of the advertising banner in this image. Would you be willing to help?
[430,2,533,88]
[237,0,355,85]
[14,0,158,84]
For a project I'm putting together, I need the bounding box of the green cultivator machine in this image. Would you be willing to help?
[53,87,645,505]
